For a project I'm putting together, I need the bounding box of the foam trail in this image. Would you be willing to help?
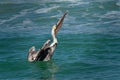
[101,11,120,19]
[35,6,59,14]
[0,9,32,25]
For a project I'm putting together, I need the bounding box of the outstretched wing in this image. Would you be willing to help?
[55,12,67,35]
[35,39,51,61]
[41,39,51,49]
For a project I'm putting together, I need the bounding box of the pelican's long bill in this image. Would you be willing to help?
[55,12,67,35]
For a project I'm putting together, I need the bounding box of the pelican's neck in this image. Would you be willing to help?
[51,29,58,43]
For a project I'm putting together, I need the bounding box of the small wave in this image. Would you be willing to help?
[50,14,61,18]
[100,11,120,19]
[0,0,44,4]
[68,2,89,7]
[103,20,120,24]
[23,19,33,25]
[35,6,60,14]
[55,0,81,2]
[0,8,32,25]
[116,1,120,6]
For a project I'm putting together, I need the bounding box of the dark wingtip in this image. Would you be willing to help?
[63,11,68,18]
[64,11,68,16]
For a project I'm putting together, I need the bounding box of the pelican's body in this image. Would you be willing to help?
[28,12,67,62]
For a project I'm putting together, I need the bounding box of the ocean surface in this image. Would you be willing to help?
[0,0,120,80]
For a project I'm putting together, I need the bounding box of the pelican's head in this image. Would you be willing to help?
[52,25,57,36]
[52,25,57,31]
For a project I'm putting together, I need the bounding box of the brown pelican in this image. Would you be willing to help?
[28,12,67,62]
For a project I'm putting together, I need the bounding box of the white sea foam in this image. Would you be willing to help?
[103,20,120,24]
[68,2,89,7]
[116,0,120,6]
[50,14,61,18]
[23,19,32,25]
[0,8,32,25]
[101,11,120,19]
[35,6,59,14]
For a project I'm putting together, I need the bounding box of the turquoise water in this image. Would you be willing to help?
[0,0,120,80]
